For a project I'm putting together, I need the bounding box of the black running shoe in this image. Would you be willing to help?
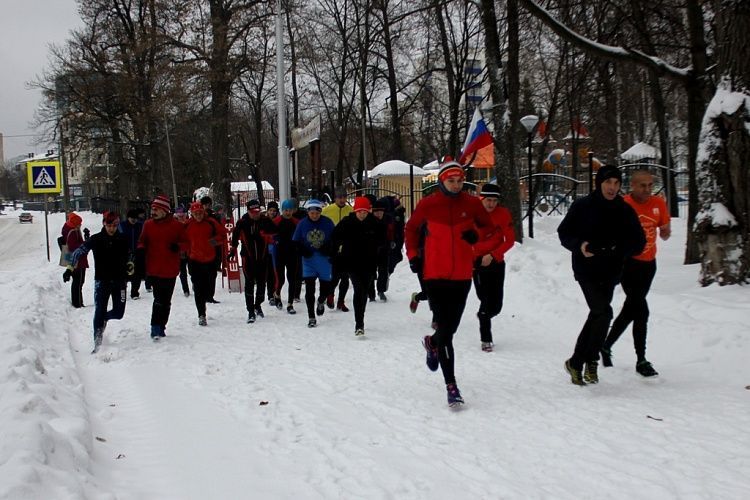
[308,318,317,328]
[636,360,659,377]
[600,347,613,367]
[255,305,264,318]
[316,300,325,316]
[422,336,439,372]
[446,383,465,407]
[247,313,256,324]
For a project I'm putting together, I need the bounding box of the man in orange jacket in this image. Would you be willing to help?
[601,170,671,377]
[184,201,227,326]
[471,183,515,352]
[405,158,494,407]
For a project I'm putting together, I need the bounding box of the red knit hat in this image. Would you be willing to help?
[438,158,465,182]
[190,201,205,214]
[103,211,120,224]
[151,194,171,213]
[353,196,371,212]
[67,212,82,226]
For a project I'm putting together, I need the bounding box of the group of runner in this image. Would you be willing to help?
[59,158,669,407]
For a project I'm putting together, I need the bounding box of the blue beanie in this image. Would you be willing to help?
[281,199,295,211]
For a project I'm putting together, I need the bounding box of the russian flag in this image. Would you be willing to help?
[458,107,493,164]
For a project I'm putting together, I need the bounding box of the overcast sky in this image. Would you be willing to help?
[0,0,81,162]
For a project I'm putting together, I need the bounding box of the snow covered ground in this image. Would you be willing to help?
[0,208,748,499]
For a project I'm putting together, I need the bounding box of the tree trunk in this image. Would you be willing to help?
[481,0,523,242]
[379,6,403,159]
[683,0,712,265]
[694,0,750,285]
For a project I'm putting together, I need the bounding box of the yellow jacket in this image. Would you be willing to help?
[321,203,352,225]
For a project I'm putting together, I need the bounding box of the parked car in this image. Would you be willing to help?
[18,212,33,224]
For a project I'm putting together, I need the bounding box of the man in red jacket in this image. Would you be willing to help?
[138,194,186,340]
[471,183,515,352]
[405,158,494,408]
[184,201,227,326]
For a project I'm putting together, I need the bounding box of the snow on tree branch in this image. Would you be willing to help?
[519,0,691,82]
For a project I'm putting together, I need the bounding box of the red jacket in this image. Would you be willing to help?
[405,190,493,280]
[138,216,186,278]
[473,205,515,262]
[185,217,227,264]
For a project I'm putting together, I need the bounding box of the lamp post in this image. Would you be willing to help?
[520,114,539,239]
[164,111,179,207]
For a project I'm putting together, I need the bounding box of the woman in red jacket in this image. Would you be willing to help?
[137,195,186,340]
[405,159,494,408]
[471,183,515,352]
[184,202,227,326]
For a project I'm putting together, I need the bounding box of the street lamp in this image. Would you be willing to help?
[520,114,539,239]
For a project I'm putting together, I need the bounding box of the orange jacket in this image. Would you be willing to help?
[405,190,492,281]
[472,205,515,262]
[624,194,669,262]
[185,217,227,264]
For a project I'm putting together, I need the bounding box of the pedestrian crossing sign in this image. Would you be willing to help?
[27,161,62,194]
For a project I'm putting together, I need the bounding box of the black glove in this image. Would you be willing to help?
[62,269,72,282]
[227,248,237,260]
[83,228,90,240]
[461,229,479,245]
[409,257,422,274]
[169,242,180,253]
[587,241,617,256]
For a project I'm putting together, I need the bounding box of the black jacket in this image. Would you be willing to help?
[557,191,646,283]
[331,213,387,274]
[231,213,277,262]
[77,228,130,281]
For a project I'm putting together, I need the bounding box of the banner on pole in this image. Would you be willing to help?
[291,115,320,150]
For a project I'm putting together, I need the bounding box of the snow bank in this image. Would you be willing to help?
[0,214,100,499]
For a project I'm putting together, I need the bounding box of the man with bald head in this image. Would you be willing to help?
[601,170,671,377]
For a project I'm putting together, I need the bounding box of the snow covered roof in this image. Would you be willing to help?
[369,160,426,178]
[422,160,439,171]
[230,181,275,191]
[621,142,660,161]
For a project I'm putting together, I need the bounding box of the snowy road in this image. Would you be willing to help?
[1,210,749,499]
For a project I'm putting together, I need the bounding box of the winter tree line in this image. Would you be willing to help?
[22,0,749,285]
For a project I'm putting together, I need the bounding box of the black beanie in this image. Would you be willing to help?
[595,165,622,190]
[267,201,279,210]
[480,183,501,198]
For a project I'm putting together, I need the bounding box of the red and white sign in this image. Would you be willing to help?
[224,220,242,293]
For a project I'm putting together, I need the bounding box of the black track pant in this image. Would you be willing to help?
[305,278,331,319]
[189,260,215,317]
[604,259,656,360]
[71,268,86,308]
[329,260,349,303]
[473,261,506,343]
[570,280,616,370]
[425,279,471,385]
[149,276,177,328]
[274,253,299,305]
[242,256,267,312]
[179,257,190,294]
[350,271,374,329]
